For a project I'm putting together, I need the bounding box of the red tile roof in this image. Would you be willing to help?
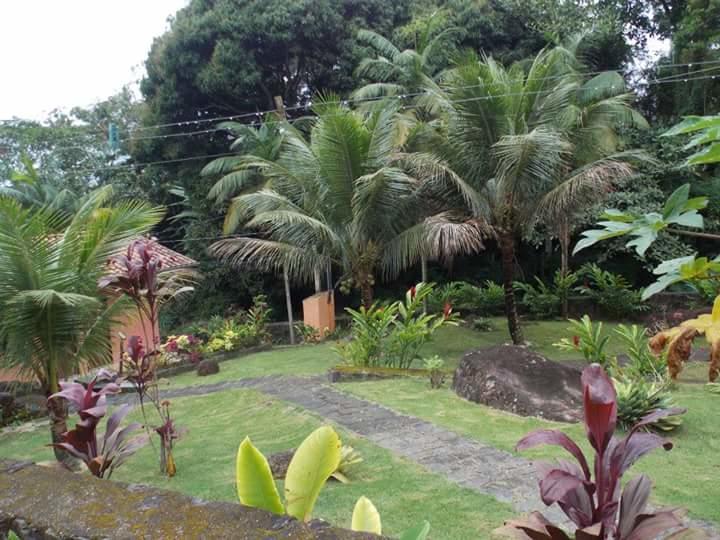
[106,237,197,274]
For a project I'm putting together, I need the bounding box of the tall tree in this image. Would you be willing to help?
[431,46,643,343]
[0,186,163,462]
[209,99,483,307]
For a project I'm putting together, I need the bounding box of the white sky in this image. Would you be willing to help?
[0,0,189,120]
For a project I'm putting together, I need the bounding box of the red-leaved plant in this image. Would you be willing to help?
[498,364,688,540]
[100,238,192,477]
[48,370,149,479]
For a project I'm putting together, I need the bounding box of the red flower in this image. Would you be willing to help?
[410,286,417,300]
[443,302,452,320]
[573,335,580,347]
[165,339,178,352]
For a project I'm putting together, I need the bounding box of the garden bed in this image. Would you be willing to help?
[153,344,273,379]
[328,365,452,383]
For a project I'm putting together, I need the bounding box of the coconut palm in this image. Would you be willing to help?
[209,99,485,307]
[431,46,644,343]
[203,117,287,209]
[0,186,163,461]
[352,15,458,113]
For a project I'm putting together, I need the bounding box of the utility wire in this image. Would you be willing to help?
[45,69,720,159]
[4,58,720,147]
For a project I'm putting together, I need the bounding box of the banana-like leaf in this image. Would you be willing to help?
[284,426,342,521]
[351,496,382,534]
[235,437,285,515]
[399,520,431,540]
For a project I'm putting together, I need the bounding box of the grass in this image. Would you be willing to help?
[0,388,514,539]
[339,374,720,526]
[165,317,624,390]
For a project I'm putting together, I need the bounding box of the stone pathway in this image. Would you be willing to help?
[113,375,719,537]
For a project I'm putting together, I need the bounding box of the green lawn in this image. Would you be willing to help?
[339,376,720,527]
[165,318,624,390]
[0,388,514,539]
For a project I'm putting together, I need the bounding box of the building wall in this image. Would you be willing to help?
[0,312,160,384]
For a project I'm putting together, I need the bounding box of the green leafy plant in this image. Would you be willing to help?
[613,324,667,380]
[614,377,684,432]
[235,425,430,537]
[578,263,648,318]
[476,281,506,315]
[331,445,363,484]
[295,322,323,344]
[497,364,687,539]
[335,302,398,367]
[554,315,611,367]
[515,279,560,319]
[387,283,458,369]
[574,183,708,257]
[337,283,457,369]
[471,317,494,332]
[423,355,446,389]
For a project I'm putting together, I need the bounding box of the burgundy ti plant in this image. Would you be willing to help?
[498,364,687,540]
[48,371,149,478]
[100,239,192,477]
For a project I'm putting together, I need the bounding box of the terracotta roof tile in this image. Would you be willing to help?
[106,237,197,273]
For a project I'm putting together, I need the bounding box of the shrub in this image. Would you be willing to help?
[428,280,504,315]
[515,271,578,319]
[335,302,398,367]
[614,377,684,432]
[337,283,456,369]
[578,263,648,319]
[498,364,687,540]
[471,317,495,332]
[49,371,149,478]
[159,334,203,365]
[554,315,611,367]
[515,279,561,319]
[295,322,324,344]
[387,284,457,369]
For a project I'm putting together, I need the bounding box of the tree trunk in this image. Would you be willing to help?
[421,254,428,313]
[283,267,295,345]
[314,267,322,293]
[499,231,524,345]
[360,282,374,309]
[559,217,570,319]
[47,395,73,465]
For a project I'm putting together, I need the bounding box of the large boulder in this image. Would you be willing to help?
[452,345,583,422]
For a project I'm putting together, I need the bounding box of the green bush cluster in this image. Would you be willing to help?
[188,295,272,353]
[554,316,683,431]
[336,283,458,369]
[427,280,505,316]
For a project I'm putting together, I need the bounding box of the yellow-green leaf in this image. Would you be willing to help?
[235,436,284,515]
[284,426,342,521]
[351,496,382,534]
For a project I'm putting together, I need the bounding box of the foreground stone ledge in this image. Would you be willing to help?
[0,460,382,540]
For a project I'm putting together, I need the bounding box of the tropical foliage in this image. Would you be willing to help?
[498,364,686,539]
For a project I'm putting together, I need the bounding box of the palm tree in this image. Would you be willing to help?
[209,99,484,307]
[1,154,79,214]
[352,15,458,114]
[0,186,163,461]
[431,47,644,343]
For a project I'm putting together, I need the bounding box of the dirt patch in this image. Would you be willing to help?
[452,345,583,422]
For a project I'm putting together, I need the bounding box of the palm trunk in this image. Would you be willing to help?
[421,254,428,313]
[559,218,570,319]
[314,267,322,293]
[47,394,72,464]
[360,282,374,309]
[283,266,295,345]
[499,231,523,345]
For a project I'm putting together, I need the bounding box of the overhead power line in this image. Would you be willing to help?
[3,58,720,148]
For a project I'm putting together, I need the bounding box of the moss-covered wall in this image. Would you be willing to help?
[0,460,382,540]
